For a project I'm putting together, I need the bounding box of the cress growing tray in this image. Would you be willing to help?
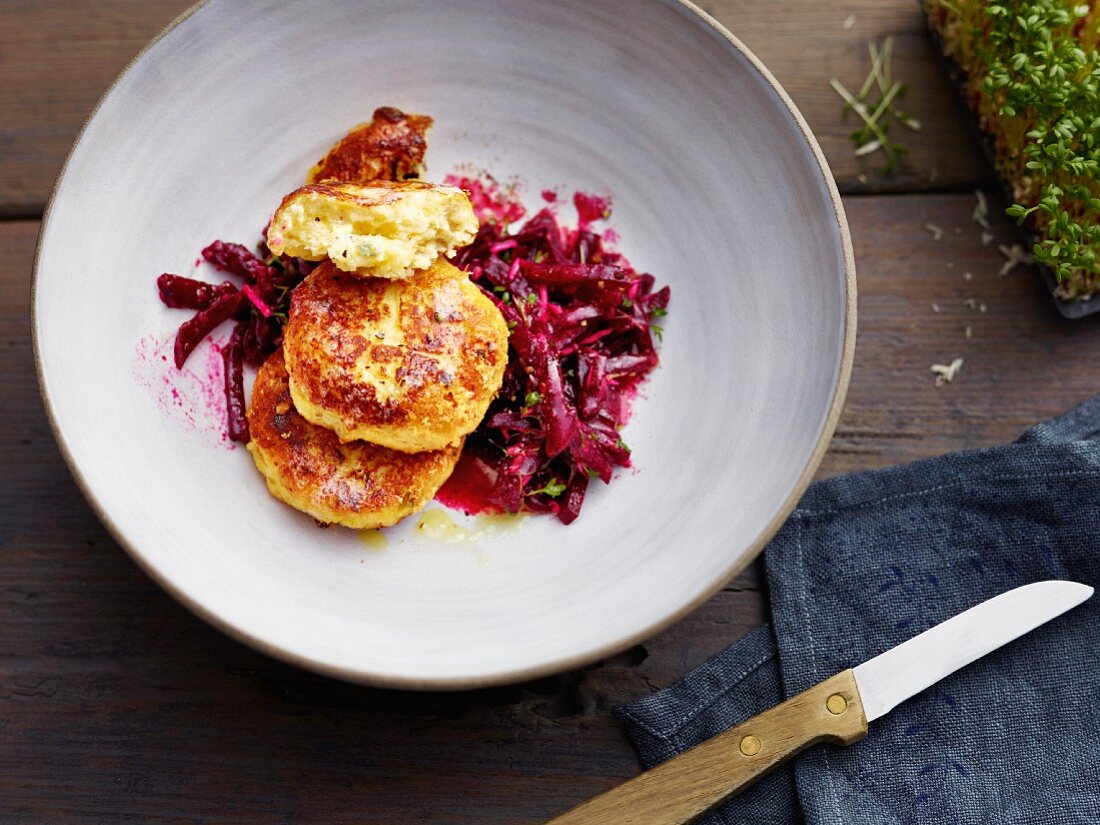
[923,7,1100,319]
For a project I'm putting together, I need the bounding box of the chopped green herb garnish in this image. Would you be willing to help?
[830,36,918,174]
[528,479,567,498]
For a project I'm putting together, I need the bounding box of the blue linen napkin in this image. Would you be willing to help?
[615,396,1100,824]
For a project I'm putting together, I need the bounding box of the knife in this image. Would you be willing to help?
[546,580,1092,825]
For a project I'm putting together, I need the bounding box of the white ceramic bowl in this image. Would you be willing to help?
[34,0,855,688]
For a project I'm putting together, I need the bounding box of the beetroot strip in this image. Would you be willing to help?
[223,320,249,443]
[173,291,245,369]
[157,274,237,310]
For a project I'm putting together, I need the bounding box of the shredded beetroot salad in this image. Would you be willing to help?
[155,239,315,442]
[154,176,668,524]
[437,177,669,524]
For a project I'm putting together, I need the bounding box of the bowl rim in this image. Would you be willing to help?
[31,0,857,690]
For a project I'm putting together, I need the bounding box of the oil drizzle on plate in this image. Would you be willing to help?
[358,529,389,552]
[416,510,469,543]
[473,512,527,535]
[415,509,527,544]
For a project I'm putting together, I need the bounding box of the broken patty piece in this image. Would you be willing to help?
[308,107,433,184]
[266,180,478,279]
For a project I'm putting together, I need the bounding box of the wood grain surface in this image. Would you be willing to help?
[3,0,1098,822]
[0,0,987,216]
[547,671,867,825]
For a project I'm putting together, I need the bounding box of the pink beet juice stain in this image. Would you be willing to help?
[133,334,234,448]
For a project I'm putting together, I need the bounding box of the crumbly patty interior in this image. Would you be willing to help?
[267,181,477,279]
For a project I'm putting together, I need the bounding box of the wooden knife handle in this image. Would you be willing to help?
[546,669,867,825]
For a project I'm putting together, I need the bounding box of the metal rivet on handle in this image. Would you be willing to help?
[739,735,761,756]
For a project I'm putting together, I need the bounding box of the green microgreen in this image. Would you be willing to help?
[831,36,920,174]
[528,479,567,498]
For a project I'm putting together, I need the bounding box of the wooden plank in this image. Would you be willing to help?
[0,0,194,217]
[4,186,1098,819]
[700,0,991,194]
[0,0,988,215]
[821,190,1100,476]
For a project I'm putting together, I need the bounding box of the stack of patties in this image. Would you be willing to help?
[247,179,509,529]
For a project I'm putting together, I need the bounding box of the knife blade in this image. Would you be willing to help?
[854,580,1092,720]
[546,580,1092,825]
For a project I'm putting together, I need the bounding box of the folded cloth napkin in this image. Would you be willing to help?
[616,396,1100,824]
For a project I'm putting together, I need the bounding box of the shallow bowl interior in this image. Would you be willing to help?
[34,0,854,687]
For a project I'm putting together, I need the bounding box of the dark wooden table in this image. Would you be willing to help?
[3,2,1098,821]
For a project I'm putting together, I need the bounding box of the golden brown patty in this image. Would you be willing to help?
[265,181,477,280]
[246,349,461,529]
[283,258,509,453]
[308,107,432,184]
